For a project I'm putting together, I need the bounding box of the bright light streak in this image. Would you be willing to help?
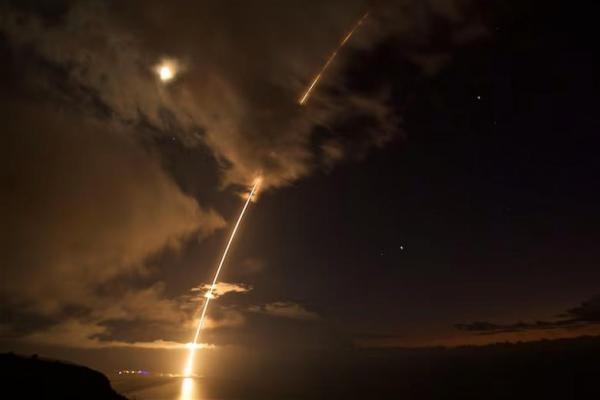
[204,291,216,299]
[298,12,369,105]
[183,177,262,377]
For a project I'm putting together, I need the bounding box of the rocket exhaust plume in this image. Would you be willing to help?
[298,12,369,106]
[183,177,262,377]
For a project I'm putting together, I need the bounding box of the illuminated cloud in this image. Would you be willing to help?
[191,282,252,300]
[21,319,214,350]
[1,103,224,317]
[91,283,189,324]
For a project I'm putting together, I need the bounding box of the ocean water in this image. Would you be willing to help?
[112,376,208,400]
[111,374,310,400]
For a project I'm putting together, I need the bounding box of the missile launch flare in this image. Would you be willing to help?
[298,12,369,105]
[183,177,262,377]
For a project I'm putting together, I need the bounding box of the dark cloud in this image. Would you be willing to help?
[455,295,600,335]
[249,302,320,320]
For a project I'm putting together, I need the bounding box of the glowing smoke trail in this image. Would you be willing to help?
[298,12,369,105]
[183,178,261,377]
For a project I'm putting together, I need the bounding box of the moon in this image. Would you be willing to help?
[155,59,178,82]
[159,65,174,81]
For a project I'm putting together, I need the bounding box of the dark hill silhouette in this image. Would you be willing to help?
[0,353,127,400]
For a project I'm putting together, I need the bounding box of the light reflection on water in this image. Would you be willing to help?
[179,377,199,400]
[113,376,206,400]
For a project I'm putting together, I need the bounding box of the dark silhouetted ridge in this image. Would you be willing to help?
[0,353,127,400]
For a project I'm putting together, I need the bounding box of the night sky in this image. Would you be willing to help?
[1,0,599,379]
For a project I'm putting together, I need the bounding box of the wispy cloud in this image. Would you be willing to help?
[191,282,252,299]
[249,302,320,321]
[21,319,214,350]
[455,295,600,335]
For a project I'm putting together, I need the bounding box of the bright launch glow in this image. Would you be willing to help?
[183,177,262,377]
[298,12,369,105]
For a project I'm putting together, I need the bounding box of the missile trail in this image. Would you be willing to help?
[183,178,261,377]
[298,12,369,106]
